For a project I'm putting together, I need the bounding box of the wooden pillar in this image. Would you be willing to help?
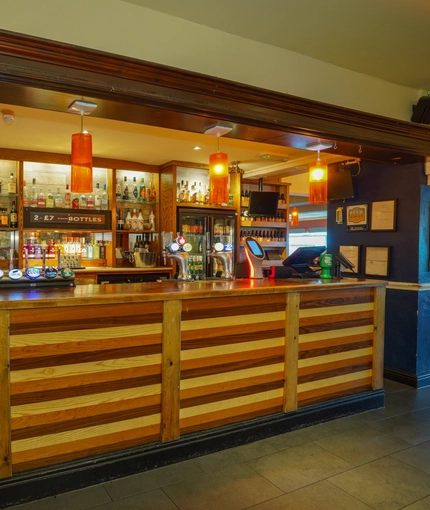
[373,285,386,390]
[0,310,11,478]
[161,299,181,443]
[284,292,300,412]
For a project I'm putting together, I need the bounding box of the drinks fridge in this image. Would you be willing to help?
[177,208,237,278]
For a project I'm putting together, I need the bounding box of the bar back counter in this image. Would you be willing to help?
[0,277,386,507]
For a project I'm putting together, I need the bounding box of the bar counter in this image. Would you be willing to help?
[0,277,386,507]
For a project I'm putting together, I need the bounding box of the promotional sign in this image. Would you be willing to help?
[23,208,112,230]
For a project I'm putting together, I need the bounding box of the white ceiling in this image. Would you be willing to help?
[122,0,430,91]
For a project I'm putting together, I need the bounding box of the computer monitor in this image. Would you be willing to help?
[247,191,279,217]
[282,246,327,277]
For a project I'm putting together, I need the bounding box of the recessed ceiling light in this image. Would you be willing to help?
[193,146,202,151]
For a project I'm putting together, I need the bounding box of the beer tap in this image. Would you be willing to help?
[207,235,234,280]
[162,231,192,281]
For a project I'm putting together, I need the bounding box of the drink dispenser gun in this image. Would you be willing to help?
[162,231,191,281]
[207,232,234,280]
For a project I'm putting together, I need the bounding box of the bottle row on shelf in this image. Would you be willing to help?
[187,255,205,278]
[240,229,286,243]
[116,207,155,231]
[240,211,286,223]
[23,179,109,210]
[0,173,17,195]
[23,234,109,261]
[0,201,18,228]
[116,176,156,203]
[130,233,156,252]
[176,180,234,206]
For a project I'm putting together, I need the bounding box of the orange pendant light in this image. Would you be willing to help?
[309,157,328,204]
[204,125,232,205]
[68,100,97,194]
[209,151,229,205]
[71,132,93,193]
[290,207,299,226]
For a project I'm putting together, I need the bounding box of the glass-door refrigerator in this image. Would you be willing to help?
[177,208,237,279]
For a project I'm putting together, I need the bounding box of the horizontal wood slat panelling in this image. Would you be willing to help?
[180,296,287,433]
[297,289,376,406]
[9,302,163,472]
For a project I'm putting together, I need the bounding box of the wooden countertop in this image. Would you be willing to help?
[73,266,171,273]
[0,277,387,309]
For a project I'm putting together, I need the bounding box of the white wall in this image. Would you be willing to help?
[2,0,419,122]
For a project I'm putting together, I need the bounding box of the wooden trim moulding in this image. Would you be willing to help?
[0,30,429,163]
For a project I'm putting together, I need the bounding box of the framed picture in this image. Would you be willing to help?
[370,199,397,231]
[365,246,390,277]
[346,204,368,231]
[338,245,360,273]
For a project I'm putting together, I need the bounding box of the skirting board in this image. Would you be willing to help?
[384,368,430,389]
[0,390,384,509]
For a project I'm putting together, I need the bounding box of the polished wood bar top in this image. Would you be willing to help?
[0,277,387,309]
[73,267,171,273]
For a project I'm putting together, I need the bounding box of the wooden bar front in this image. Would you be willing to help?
[0,278,386,487]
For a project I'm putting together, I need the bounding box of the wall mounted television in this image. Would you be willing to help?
[328,168,355,201]
[247,191,279,217]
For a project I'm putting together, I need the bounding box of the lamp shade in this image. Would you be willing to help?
[309,159,328,204]
[71,132,93,193]
[290,207,299,226]
[209,152,229,204]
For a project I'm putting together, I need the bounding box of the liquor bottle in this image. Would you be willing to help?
[115,178,122,200]
[64,184,71,208]
[93,240,100,259]
[46,188,54,208]
[23,180,29,207]
[125,209,132,230]
[101,184,109,210]
[79,193,87,209]
[131,208,139,230]
[137,209,144,230]
[86,190,95,209]
[94,183,102,210]
[132,177,138,202]
[148,209,155,231]
[117,209,124,230]
[139,177,146,202]
[72,192,80,209]
[54,188,63,208]
[179,181,186,203]
[0,208,8,226]
[30,178,38,207]
[37,187,46,207]
[9,201,18,228]
[8,173,16,194]
[99,241,106,259]
[148,182,156,202]
[122,176,129,201]
[86,241,94,260]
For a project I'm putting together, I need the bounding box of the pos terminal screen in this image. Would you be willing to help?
[246,238,264,257]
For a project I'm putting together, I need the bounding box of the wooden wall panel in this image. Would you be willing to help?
[180,295,287,434]
[9,302,163,472]
[297,288,375,406]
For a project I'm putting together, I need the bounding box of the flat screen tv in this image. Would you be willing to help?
[328,169,355,201]
[247,191,278,217]
[282,246,326,277]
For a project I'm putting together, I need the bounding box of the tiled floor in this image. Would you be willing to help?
[9,380,430,509]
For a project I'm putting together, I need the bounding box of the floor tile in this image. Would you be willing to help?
[104,459,203,500]
[329,456,430,510]
[190,438,278,473]
[383,379,415,394]
[391,441,430,474]
[247,480,372,509]
[369,408,430,445]
[265,422,337,450]
[9,485,112,510]
[401,501,430,510]
[313,424,410,466]
[88,489,179,510]
[245,442,354,493]
[162,463,283,510]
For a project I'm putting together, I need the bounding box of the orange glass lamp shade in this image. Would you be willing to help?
[290,207,299,226]
[209,152,229,204]
[71,132,93,193]
[309,159,328,204]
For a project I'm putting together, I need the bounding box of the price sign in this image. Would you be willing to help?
[23,208,112,230]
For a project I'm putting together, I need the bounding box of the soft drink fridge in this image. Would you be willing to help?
[177,208,237,278]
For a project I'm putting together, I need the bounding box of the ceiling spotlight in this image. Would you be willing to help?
[1,109,15,125]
